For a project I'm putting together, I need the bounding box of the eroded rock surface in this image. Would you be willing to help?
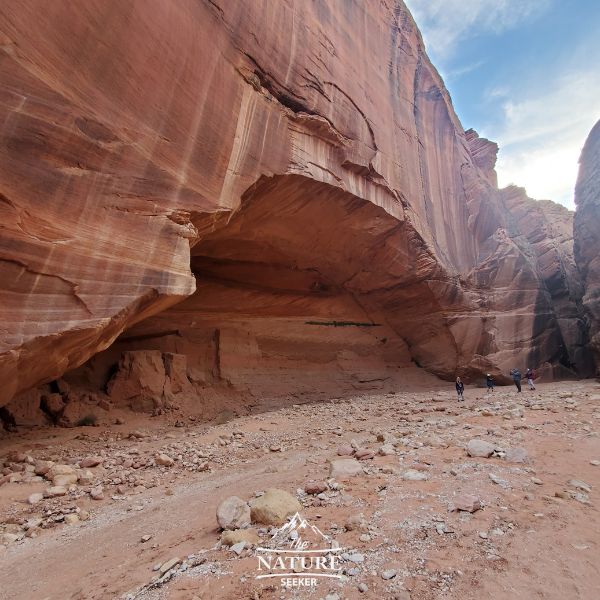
[0,1,597,412]
[575,120,600,369]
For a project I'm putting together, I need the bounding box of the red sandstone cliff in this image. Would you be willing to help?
[575,120,600,369]
[0,1,596,417]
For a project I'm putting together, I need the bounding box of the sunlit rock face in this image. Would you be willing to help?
[575,120,600,370]
[0,1,595,413]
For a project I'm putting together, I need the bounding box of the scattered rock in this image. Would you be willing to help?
[378,444,395,456]
[90,485,104,500]
[466,439,495,458]
[450,494,482,513]
[345,552,365,563]
[27,493,44,505]
[489,473,509,487]
[402,469,429,481]
[53,473,78,487]
[78,470,95,485]
[337,445,354,456]
[249,489,301,526]
[354,449,375,460]
[329,458,363,479]
[216,496,251,530]
[230,541,246,555]
[568,479,591,493]
[33,460,54,476]
[80,457,103,468]
[155,454,174,467]
[345,514,366,531]
[44,486,67,497]
[381,569,397,580]
[504,447,529,464]
[47,464,76,479]
[64,514,79,525]
[304,481,328,495]
[159,557,181,575]
[221,528,260,546]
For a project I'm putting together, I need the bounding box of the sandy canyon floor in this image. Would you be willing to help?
[1,380,599,600]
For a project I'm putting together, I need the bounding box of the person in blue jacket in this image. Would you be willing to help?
[510,368,522,392]
[486,373,494,393]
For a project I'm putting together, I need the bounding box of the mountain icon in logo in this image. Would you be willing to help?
[274,512,331,545]
[255,512,345,585]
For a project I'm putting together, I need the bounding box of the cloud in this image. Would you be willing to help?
[487,68,600,208]
[405,0,551,59]
[445,60,485,81]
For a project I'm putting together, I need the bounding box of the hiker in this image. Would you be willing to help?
[510,368,522,392]
[486,373,494,393]
[525,367,536,390]
[455,376,465,401]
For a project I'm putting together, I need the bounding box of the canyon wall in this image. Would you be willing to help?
[574,120,600,369]
[0,0,596,419]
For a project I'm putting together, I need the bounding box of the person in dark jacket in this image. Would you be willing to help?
[510,368,522,392]
[525,367,536,390]
[455,377,465,401]
[486,374,494,393]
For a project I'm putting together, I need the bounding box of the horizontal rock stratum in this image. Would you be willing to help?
[0,1,597,412]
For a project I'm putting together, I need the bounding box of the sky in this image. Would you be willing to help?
[404,0,600,210]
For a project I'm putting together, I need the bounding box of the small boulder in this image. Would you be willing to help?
[159,557,181,575]
[155,454,174,467]
[450,494,482,513]
[90,485,104,500]
[249,488,301,526]
[337,445,354,456]
[27,492,44,505]
[354,449,375,460]
[78,470,95,486]
[46,464,76,480]
[33,460,54,476]
[329,458,363,479]
[466,439,495,458]
[45,486,67,498]
[80,456,103,468]
[217,496,251,530]
[221,528,260,546]
[503,447,529,464]
[378,444,395,456]
[304,481,328,495]
[64,514,80,525]
[53,473,78,487]
[567,479,591,493]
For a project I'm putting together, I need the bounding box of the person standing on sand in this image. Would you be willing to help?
[510,368,522,392]
[525,367,536,390]
[455,376,465,401]
[486,373,494,393]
